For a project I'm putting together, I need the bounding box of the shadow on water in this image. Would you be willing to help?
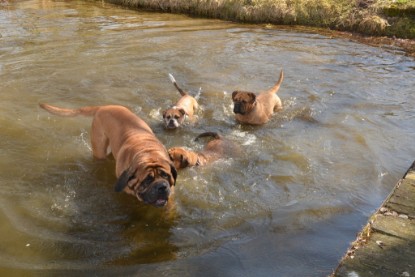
[0,112,392,275]
[0,147,179,272]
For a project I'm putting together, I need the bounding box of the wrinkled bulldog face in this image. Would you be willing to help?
[232,91,257,115]
[163,108,186,129]
[115,163,177,207]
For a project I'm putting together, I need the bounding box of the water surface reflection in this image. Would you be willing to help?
[0,0,414,276]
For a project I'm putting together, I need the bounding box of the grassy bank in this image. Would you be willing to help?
[106,0,415,39]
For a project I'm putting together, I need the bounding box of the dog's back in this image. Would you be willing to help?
[196,132,240,157]
[195,132,221,141]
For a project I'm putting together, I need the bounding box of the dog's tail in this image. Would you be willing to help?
[266,69,284,95]
[169,73,187,96]
[195,132,221,142]
[39,103,100,117]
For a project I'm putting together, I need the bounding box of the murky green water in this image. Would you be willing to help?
[1,0,414,275]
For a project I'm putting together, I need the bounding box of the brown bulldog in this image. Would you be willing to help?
[39,103,177,207]
[232,69,284,125]
[168,132,239,169]
[162,74,199,129]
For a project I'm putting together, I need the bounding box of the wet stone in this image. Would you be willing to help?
[332,163,415,277]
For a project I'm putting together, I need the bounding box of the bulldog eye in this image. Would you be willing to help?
[159,171,170,179]
[142,174,154,185]
[174,115,180,119]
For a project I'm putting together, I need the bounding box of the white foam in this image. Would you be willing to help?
[231,130,257,146]
[347,271,360,277]
[149,108,161,120]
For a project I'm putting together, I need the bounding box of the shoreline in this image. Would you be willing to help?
[332,161,415,276]
[105,0,415,57]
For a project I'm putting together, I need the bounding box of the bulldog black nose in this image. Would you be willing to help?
[156,183,168,193]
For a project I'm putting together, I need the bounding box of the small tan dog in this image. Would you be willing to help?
[39,103,177,207]
[168,132,239,169]
[232,69,284,125]
[162,74,199,129]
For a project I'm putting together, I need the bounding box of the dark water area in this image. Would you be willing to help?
[0,0,414,276]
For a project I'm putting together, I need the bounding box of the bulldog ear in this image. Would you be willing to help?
[170,164,178,186]
[178,108,186,116]
[114,168,134,192]
[180,155,190,168]
[232,91,239,100]
[247,92,256,104]
[162,110,167,118]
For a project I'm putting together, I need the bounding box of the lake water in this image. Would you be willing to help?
[0,0,414,276]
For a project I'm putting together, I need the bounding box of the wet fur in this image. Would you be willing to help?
[163,74,199,129]
[168,132,239,169]
[232,70,284,125]
[39,103,177,207]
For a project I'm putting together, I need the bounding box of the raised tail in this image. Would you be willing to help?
[195,132,221,142]
[266,69,284,94]
[168,73,187,96]
[39,103,100,117]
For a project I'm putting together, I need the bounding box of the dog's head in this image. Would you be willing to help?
[232,91,257,115]
[114,159,177,207]
[168,147,199,169]
[162,107,186,129]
